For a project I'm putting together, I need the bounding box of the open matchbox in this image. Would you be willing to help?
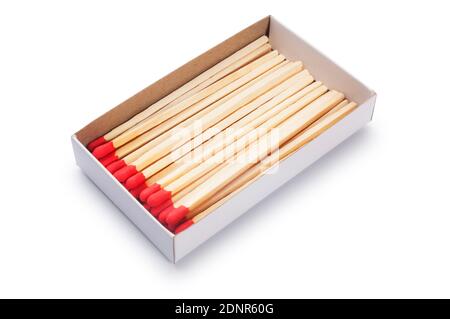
[71,16,377,263]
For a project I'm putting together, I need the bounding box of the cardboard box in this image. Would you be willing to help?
[71,16,377,263]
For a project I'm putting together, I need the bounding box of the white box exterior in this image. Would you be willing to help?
[71,16,376,263]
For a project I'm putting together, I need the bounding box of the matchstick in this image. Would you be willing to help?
[189,101,353,216]
[174,101,358,233]
[161,90,345,229]
[87,36,270,151]
[92,50,282,159]
[114,62,302,182]
[101,60,289,168]
[136,66,308,186]
[144,85,328,210]
[163,43,272,109]
[135,79,322,202]
[125,71,315,193]
[112,61,303,183]
[145,163,226,218]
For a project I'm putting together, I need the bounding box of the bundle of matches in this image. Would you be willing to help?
[88,36,358,233]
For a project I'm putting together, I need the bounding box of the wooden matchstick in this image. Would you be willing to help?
[163,43,272,109]
[92,50,282,159]
[135,79,321,200]
[101,60,289,168]
[160,90,345,229]
[143,84,328,209]
[191,101,353,216]
[87,36,270,151]
[145,163,226,218]
[174,101,358,233]
[125,71,315,193]
[112,61,303,183]
[322,99,348,118]
[118,62,298,189]
[139,68,311,185]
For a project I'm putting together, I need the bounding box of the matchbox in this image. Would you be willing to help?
[71,16,376,263]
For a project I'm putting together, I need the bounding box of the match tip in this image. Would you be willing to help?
[106,159,126,174]
[147,189,172,208]
[92,141,115,159]
[139,183,161,203]
[175,220,194,234]
[150,200,173,218]
[113,165,138,183]
[166,206,190,229]
[129,183,147,198]
[158,206,174,224]
[87,136,106,152]
[125,172,146,190]
[167,223,177,232]
[99,153,118,167]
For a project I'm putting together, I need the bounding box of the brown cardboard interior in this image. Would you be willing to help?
[76,16,271,145]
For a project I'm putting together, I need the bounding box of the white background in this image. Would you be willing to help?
[1,0,449,298]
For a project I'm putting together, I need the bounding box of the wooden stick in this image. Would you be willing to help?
[171,163,226,203]
[131,62,301,169]
[115,52,280,145]
[129,71,315,190]
[193,101,354,216]
[93,50,282,158]
[145,163,227,218]
[180,90,345,209]
[140,84,327,208]
[102,59,289,168]
[177,101,358,231]
[134,75,317,201]
[145,85,328,207]
[124,60,287,157]
[162,90,345,229]
[141,65,303,184]
[113,60,303,182]
[141,80,322,196]
[87,36,269,150]
[322,99,348,118]
[164,44,272,109]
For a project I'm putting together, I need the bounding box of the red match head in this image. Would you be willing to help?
[147,189,172,208]
[166,206,190,229]
[87,136,106,152]
[175,220,194,234]
[106,159,126,174]
[158,206,174,224]
[129,183,147,198]
[167,223,177,232]
[113,165,138,183]
[150,200,173,218]
[143,203,152,212]
[99,153,118,167]
[92,141,115,159]
[139,183,162,202]
[125,172,147,190]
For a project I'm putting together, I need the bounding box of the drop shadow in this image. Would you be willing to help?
[72,167,173,269]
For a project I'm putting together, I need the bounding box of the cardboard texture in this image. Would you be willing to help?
[72,16,376,262]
